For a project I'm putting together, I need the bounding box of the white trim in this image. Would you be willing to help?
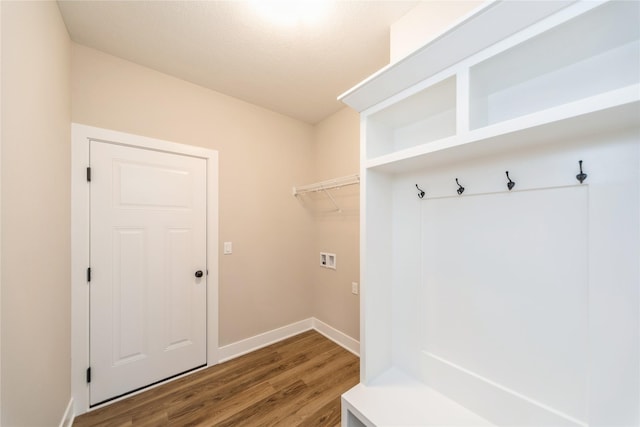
[312,318,360,357]
[218,317,360,363]
[0,2,3,420]
[218,318,313,363]
[71,124,91,416]
[58,398,74,427]
[0,5,3,422]
[71,123,219,416]
[423,351,587,427]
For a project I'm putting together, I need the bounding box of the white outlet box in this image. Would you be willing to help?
[223,242,232,255]
[352,282,359,295]
[327,253,336,269]
[320,252,337,269]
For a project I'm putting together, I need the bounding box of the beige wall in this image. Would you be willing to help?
[311,107,360,340]
[390,1,483,62]
[1,2,71,426]
[71,44,316,346]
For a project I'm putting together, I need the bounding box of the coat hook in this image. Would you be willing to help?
[455,178,465,195]
[506,171,515,191]
[415,184,425,199]
[576,160,587,184]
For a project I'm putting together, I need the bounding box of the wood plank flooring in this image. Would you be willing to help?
[73,330,359,427]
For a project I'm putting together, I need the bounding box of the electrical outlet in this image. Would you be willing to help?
[327,253,336,269]
[224,242,233,254]
[320,252,337,269]
[320,252,327,267]
[351,282,359,295]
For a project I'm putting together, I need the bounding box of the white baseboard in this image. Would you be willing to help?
[218,318,314,363]
[218,317,360,363]
[59,397,74,427]
[312,318,360,356]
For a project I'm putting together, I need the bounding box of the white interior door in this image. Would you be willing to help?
[89,140,207,405]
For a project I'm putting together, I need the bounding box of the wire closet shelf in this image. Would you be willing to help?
[292,174,360,213]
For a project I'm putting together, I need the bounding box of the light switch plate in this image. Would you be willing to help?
[223,242,232,255]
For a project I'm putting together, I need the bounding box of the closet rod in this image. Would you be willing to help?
[292,174,360,197]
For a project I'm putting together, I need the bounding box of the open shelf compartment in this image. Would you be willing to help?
[469,0,640,130]
[366,75,456,160]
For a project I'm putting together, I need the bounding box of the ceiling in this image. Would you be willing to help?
[57,1,419,124]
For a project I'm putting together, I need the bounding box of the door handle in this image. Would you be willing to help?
[195,270,204,278]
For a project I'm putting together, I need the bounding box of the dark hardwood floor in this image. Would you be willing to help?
[73,330,360,426]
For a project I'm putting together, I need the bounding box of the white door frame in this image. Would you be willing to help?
[71,123,219,415]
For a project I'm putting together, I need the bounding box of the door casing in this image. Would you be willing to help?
[71,123,219,415]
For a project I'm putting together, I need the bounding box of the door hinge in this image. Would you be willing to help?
[87,267,91,283]
[86,367,91,384]
[86,167,92,182]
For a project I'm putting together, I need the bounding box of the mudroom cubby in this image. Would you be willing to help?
[469,0,639,130]
[365,75,456,160]
[339,1,640,426]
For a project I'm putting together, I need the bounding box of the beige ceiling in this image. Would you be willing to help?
[57,1,418,124]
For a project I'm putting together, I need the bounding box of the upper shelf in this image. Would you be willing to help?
[338,0,574,113]
[366,75,457,159]
[343,0,640,173]
[367,90,639,174]
[468,0,639,130]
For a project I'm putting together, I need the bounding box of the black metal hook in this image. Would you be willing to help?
[576,160,587,184]
[455,178,465,195]
[506,171,515,191]
[415,184,425,199]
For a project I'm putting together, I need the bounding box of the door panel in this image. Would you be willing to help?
[164,228,195,351]
[90,141,207,405]
[112,228,147,367]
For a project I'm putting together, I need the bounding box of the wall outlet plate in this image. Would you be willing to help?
[320,252,336,269]
[327,253,336,269]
